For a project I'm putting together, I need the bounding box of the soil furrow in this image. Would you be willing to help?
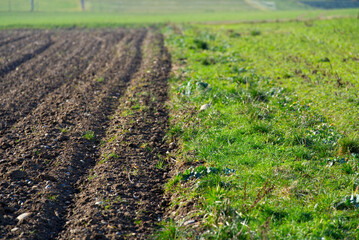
[0,29,146,239]
[0,31,110,239]
[0,35,29,47]
[0,29,171,240]
[0,32,99,131]
[0,31,31,47]
[0,35,69,89]
[57,30,172,240]
[0,34,33,56]
[0,35,53,77]
[0,31,124,182]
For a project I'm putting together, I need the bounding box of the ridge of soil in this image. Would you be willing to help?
[0,28,171,239]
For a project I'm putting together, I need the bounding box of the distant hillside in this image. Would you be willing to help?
[0,0,358,12]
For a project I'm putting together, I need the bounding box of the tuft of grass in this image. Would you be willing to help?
[59,127,69,133]
[193,39,209,50]
[107,135,117,143]
[156,159,165,170]
[154,219,186,240]
[88,174,97,181]
[339,137,359,155]
[95,77,105,82]
[98,152,119,165]
[47,194,58,201]
[250,30,261,36]
[134,219,142,226]
[83,130,95,141]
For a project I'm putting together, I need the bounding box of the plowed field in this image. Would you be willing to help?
[0,29,171,239]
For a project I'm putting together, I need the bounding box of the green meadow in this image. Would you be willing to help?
[0,9,357,28]
[157,16,359,239]
[1,1,359,238]
[0,0,358,28]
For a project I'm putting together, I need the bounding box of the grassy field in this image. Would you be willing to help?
[4,0,355,12]
[2,0,358,14]
[0,0,81,12]
[216,18,359,133]
[157,17,359,239]
[1,0,357,28]
[0,9,358,28]
[0,0,306,12]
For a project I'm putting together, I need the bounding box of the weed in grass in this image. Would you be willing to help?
[319,57,330,63]
[177,166,236,181]
[192,39,209,50]
[250,122,272,134]
[335,194,359,210]
[201,57,216,66]
[243,180,275,213]
[229,31,241,38]
[250,30,261,36]
[339,137,359,155]
[154,219,186,240]
[342,163,354,175]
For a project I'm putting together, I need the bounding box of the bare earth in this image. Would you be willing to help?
[0,28,171,239]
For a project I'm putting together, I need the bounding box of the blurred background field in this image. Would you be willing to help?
[0,0,358,27]
[2,0,359,12]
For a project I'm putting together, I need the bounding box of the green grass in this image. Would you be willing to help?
[214,18,359,133]
[0,0,81,12]
[1,9,358,28]
[0,0,304,12]
[3,0,356,13]
[47,194,59,201]
[156,17,359,239]
[99,152,119,165]
[95,76,105,83]
[83,130,95,141]
[1,3,358,238]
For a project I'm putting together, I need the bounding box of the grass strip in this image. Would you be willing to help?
[155,19,359,239]
[0,9,358,29]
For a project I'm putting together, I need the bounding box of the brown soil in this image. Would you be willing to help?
[0,28,171,239]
